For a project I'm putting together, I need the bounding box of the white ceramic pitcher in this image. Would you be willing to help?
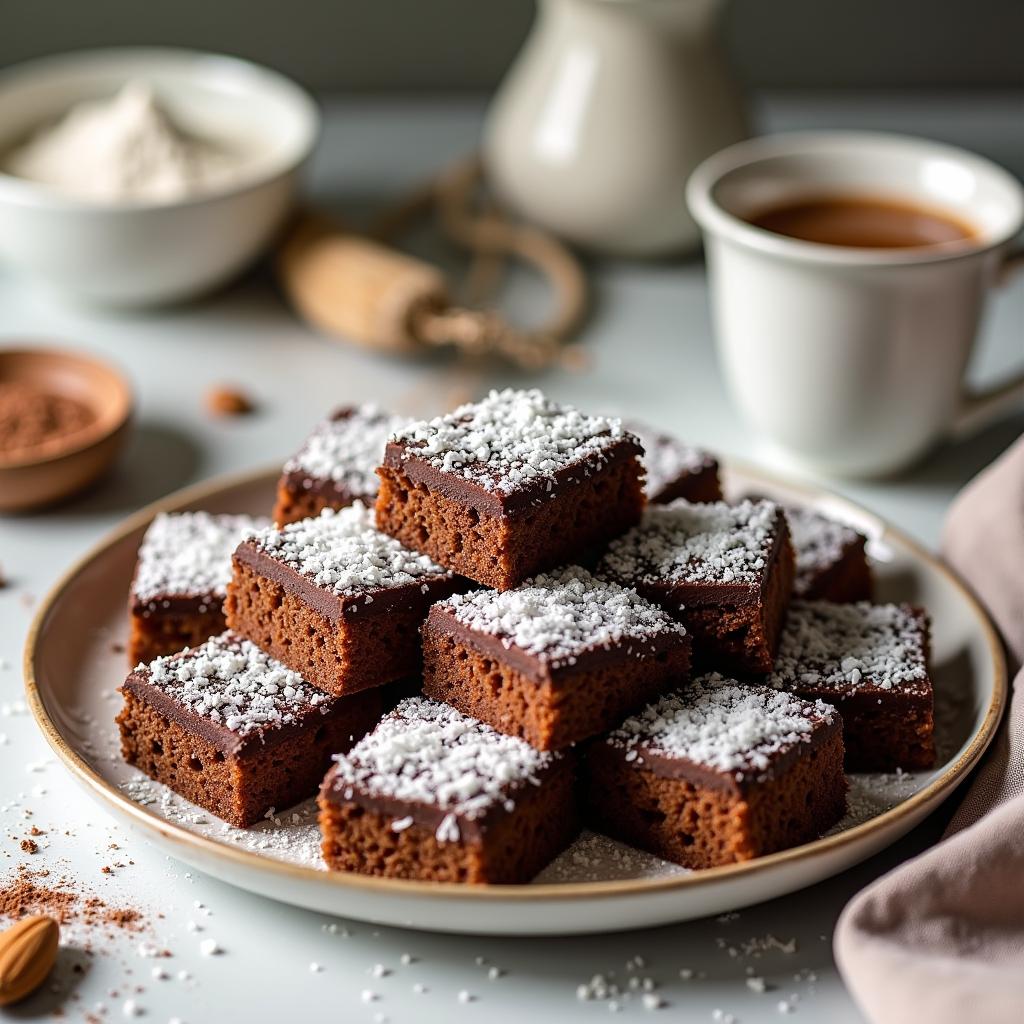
[484,0,747,256]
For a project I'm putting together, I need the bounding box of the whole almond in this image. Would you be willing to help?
[0,915,59,1006]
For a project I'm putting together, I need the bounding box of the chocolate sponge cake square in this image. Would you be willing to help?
[273,404,407,526]
[785,505,872,603]
[768,601,934,771]
[117,632,381,827]
[375,388,645,591]
[583,675,846,869]
[225,503,465,696]
[319,697,578,883]
[422,567,691,751]
[597,499,794,673]
[129,511,270,666]
[628,422,722,505]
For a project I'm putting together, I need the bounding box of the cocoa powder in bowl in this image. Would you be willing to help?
[0,347,132,512]
[0,382,96,459]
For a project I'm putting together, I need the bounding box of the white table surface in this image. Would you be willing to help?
[0,93,1021,1024]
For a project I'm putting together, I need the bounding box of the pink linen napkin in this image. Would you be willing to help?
[834,437,1024,1024]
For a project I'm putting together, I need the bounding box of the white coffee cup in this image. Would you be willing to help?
[686,132,1024,478]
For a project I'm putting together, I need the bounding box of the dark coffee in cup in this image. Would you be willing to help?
[745,195,978,249]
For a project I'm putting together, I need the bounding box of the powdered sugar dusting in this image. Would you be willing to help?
[390,388,634,495]
[135,631,330,736]
[132,512,270,604]
[769,601,929,694]
[119,778,327,867]
[441,566,686,668]
[606,675,836,777]
[598,499,780,587]
[248,503,451,597]
[284,405,406,498]
[785,506,863,597]
[535,831,690,883]
[329,697,559,831]
[628,422,715,500]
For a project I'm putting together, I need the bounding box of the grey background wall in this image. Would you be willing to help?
[4,0,1021,91]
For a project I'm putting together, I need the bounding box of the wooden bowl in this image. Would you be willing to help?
[0,346,133,512]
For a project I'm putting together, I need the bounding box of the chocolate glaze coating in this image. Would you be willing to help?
[616,509,791,611]
[596,709,841,796]
[120,671,338,758]
[231,539,463,624]
[319,757,568,842]
[382,433,644,517]
[425,603,687,685]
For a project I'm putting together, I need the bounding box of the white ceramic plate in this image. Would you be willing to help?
[24,464,1006,935]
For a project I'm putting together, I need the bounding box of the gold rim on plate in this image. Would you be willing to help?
[23,462,1008,904]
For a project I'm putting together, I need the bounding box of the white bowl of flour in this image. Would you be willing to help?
[0,48,319,306]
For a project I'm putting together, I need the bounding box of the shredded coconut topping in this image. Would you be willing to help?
[136,632,330,736]
[441,566,686,668]
[284,404,406,498]
[330,698,558,830]
[785,506,864,596]
[132,511,270,603]
[628,422,715,499]
[248,503,450,597]
[598,499,780,587]
[607,674,836,776]
[769,601,929,694]
[390,388,633,495]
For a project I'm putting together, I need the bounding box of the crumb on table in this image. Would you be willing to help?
[206,386,255,417]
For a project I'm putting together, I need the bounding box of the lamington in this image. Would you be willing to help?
[583,675,846,869]
[597,499,794,673]
[628,422,722,505]
[785,505,872,602]
[225,503,465,696]
[128,511,270,666]
[767,601,934,771]
[318,697,578,883]
[375,388,645,591]
[422,566,691,750]
[273,405,406,526]
[117,632,381,827]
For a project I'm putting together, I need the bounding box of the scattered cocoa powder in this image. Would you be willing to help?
[1,866,145,933]
[28,826,44,837]
[20,838,39,854]
[206,385,255,417]
[0,867,77,923]
[101,906,142,931]
[110,642,126,655]
[0,383,96,457]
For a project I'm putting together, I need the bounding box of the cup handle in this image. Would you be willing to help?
[950,246,1024,438]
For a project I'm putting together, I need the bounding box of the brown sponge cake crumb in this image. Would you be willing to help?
[226,503,464,696]
[128,511,270,665]
[583,676,846,869]
[422,567,691,750]
[273,405,408,526]
[768,600,934,771]
[784,504,872,602]
[117,632,381,826]
[319,697,578,883]
[375,388,645,591]
[598,499,794,673]
[628,422,722,505]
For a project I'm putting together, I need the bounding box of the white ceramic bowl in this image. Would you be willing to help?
[0,48,320,306]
